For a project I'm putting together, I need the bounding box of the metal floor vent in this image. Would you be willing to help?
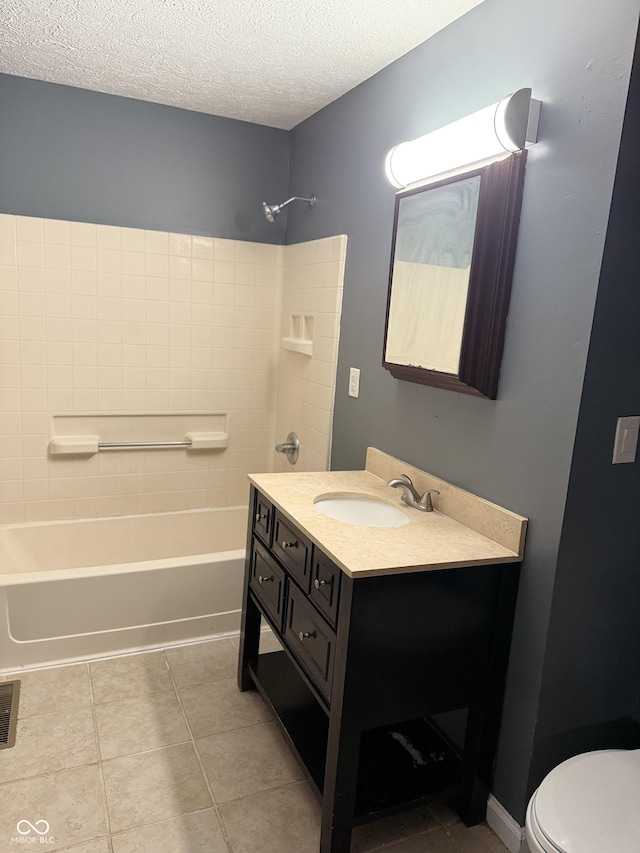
[0,680,20,749]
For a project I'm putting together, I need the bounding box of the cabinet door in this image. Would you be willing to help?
[249,539,286,631]
[284,585,336,702]
[273,511,312,592]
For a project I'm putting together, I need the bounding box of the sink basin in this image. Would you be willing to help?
[313,494,410,528]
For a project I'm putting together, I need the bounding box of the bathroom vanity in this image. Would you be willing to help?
[237,449,527,853]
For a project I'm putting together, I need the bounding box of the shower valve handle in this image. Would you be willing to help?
[275,431,299,465]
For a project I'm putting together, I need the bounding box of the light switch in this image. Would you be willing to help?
[348,367,360,398]
[612,416,640,464]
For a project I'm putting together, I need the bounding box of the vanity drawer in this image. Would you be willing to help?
[309,548,342,627]
[272,511,312,593]
[252,492,274,547]
[249,539,286,631]
[284,585,336,702]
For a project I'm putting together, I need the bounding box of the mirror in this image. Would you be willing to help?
[383,151,527,399]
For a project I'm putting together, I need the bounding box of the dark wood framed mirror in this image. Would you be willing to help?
[382,150,527,399]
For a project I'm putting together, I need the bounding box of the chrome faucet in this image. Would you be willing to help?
[387,474,440,512]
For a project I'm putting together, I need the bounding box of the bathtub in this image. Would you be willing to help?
[0,507,247,672]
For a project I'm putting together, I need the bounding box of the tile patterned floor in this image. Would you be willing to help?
[0,636,509,853]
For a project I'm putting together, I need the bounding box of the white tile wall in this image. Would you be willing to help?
[0,214,284,522]
[0,214,346,522]
[274,235,346,473]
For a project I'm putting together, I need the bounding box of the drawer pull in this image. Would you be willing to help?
[298,630,316,641]
[257,574,273,585]
[255,512,267,522]
[314,578,327,589]
[281,540,299,550]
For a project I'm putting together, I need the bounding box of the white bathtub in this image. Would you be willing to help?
[0,507,247,672]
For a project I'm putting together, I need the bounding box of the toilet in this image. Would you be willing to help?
[525,748,640,853]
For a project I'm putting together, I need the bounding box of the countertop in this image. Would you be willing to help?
[249,449,527,578]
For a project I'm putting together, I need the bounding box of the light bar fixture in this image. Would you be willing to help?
[385,88,541,189]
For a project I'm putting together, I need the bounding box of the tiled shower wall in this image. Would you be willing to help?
[0,214,344,524]
[274,236,346,472]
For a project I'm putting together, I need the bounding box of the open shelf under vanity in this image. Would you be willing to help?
[250,650,465,823]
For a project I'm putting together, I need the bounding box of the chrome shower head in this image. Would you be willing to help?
[262,201,279,223]
[262,195,316,222]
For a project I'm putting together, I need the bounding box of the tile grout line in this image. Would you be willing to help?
[2,638,388,851]
[6,662,112,853]
[86,660,114,843]
[91,684,180,709]
[0,762,101,789]
[107,805,220,845]
[0,673,102,788]
[162,648,235,853]
[90,646,230,847]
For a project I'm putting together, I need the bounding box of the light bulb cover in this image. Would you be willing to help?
[385,88,540,189]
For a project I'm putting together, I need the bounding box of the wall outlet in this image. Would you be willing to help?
[348,367,360,398]
[612,416,640,464]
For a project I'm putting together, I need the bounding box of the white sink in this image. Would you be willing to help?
[313,494,410,528]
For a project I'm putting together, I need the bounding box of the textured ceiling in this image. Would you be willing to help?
[1,0,483,129]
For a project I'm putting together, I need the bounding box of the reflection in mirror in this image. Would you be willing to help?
[385,175,481,375]
[383,152,527,399]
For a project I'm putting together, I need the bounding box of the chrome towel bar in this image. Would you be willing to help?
[48,431,228,456]
[98,440,192,450]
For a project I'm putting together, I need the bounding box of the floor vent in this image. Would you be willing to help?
[0,680,20,749]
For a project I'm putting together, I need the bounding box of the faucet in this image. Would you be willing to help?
[387,474,440,512]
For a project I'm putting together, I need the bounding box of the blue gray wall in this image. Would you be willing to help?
[286,0,640,820]
[530,38,640,786]
[0,74,290,243]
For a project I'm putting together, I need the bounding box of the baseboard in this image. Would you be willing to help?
[486,795,528,853]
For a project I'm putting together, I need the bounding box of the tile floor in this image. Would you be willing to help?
[0,636,509,853]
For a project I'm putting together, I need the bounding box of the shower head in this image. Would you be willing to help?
[262,196,316,222]
[262,202,279,223]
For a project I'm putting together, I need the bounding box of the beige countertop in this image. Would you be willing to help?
[249,448,527,578]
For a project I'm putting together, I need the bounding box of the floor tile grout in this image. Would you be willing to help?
[162,647,234,852]
[10,703,93,720]
[0,761,103,788]
[107,805,219,841]
[98,738,195,765]
[191,716,278,741]
[87,661,113,840]
[2,637,507,853]
[92,685,178,707]
[49,836,111,853]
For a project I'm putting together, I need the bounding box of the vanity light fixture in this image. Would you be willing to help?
[385,88,541,188]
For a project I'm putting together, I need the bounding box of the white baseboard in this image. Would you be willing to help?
[486,795,528,853]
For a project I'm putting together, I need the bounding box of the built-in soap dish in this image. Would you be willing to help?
[282,314,313,356]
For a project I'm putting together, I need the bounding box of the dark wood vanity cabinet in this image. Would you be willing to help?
[238,486,520,853]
